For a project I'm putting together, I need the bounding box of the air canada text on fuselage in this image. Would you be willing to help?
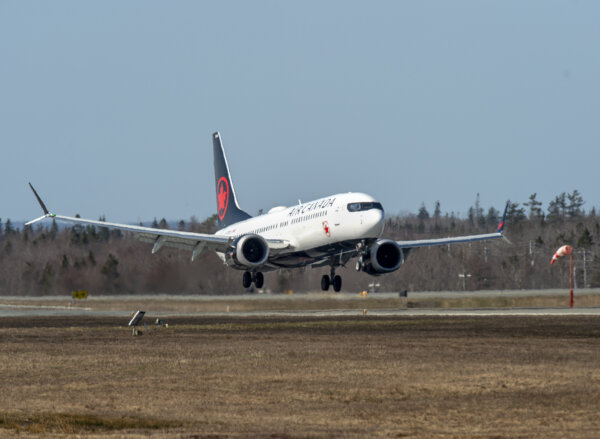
[288,197,336,217]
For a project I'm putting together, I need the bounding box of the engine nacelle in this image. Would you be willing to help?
[226,234,269,269]
[362,239,404,275]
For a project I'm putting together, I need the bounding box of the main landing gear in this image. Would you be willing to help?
[321,267,342,292]
[243,271,264,289]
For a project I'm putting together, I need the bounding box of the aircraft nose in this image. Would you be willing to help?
[364,208,385,237]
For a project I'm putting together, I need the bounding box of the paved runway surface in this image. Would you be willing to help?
[2,290,600,317]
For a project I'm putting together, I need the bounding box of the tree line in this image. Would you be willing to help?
[1,190,599,295]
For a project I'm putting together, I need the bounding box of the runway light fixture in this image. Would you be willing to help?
[368,282,380,294]
[458,272,472,291]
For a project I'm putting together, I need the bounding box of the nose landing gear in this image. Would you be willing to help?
[355,258,363,272]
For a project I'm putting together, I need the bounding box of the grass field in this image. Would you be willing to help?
[1,313,600,438]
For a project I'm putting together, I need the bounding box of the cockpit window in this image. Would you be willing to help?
[347,202,383,212]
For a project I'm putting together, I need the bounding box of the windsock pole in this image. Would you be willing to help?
[569,253,574,308]
[551,245,574,308]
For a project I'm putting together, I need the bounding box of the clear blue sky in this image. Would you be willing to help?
[2,1,599,224]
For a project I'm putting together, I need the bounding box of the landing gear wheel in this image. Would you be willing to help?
[355,261,362,272]
[321,274,330,291]
[254,272,264,289]
[333,275,342,292]
[242,271,252,289]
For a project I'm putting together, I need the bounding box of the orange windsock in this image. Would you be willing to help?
[550,245,573,265]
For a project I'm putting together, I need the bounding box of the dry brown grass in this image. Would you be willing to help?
[1,315,599,438]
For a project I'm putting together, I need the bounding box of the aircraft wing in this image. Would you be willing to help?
[394,202,509,249]
[25,184,290,260]
[395,231,504,249]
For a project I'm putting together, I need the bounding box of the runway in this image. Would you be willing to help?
[1,290,600,318]
[3,308,600,318]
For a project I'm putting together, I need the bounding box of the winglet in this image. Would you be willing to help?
[496,201,509,234]
[25,183,55,226]
[28,182,50,215]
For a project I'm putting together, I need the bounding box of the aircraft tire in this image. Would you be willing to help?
[242,271,252,289]
[321,274,330,291]
[254,272,264,289]
[333,275,342,292]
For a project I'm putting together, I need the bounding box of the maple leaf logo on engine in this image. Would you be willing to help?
[217,177,230,221]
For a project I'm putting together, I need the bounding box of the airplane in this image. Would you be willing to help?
[26,132,508,292]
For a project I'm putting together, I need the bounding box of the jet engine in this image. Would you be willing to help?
[226,234,269,269]
[361,239,404,275]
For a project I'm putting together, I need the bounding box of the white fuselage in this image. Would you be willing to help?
[215,192,385,266]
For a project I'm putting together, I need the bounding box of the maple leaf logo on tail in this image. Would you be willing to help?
[217,177,229,221]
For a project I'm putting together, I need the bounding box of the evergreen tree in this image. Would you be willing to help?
[467,207,475,226]
[535,235,544,246]
[39,262,54,294]
[417,203,430,220]
[524,193,544,220]
[547,193,566,221]
[61,255,69,271]
[98,216,110,242]
[86,224,98,241]
[4,219,14,235]
[506,201,526,223]
[567,189,584,218]
[81,229,89,245]
[486,207,499,225]
[474,193,484,221]
[50,219,58,240]
[88,250,96,266]
[71,214,83,244]
[433,201,441,219]
[198,214,218,233]
[21,261,35,285]
[590,255,600,288]
[577,227,593,248]
[101,253,120,281]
